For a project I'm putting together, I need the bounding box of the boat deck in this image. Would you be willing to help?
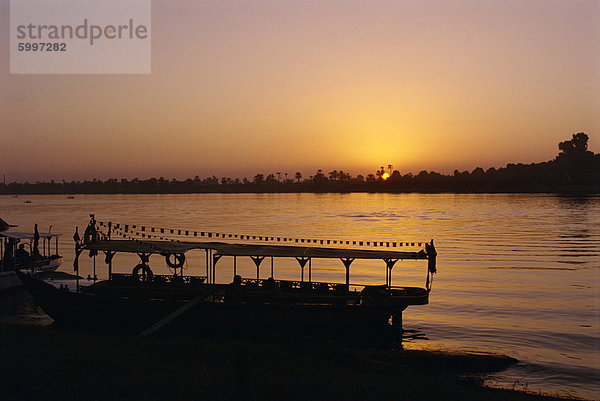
[81,273,428,307]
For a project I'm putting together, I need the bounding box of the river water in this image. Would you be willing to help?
[1,193,598,399]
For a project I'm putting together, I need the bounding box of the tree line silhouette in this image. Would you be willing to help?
[2,133,598,195]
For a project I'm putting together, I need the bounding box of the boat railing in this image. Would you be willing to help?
[240,277,350,293]
[232,278,427,304]
[239,277,422,294]
[1,254,61,272]
[110,272,207,287]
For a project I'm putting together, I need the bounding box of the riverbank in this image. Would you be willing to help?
[0,324,576,401]
[2,185,599,195]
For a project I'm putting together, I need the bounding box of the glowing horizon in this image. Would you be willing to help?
[1,0,599,182]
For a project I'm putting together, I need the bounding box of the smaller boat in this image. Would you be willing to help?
[0,218,17,232]
[0,229,63,293]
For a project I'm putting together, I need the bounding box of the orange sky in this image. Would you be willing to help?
[1,0,599,182]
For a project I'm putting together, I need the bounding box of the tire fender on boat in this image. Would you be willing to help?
[132,263,153,283]
[165,253,185,269]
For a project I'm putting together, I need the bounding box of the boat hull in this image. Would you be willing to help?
[0,257,62,293]
[0,270,23,293]
[17,272,427,333]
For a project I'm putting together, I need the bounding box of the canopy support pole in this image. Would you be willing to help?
[340,258,355,286]
[208,250,213,284]
[103,250,116,280]
[250,256,265,280]
[295,257,310,282]
[73,245,84,293]
[383,258,398,287]
[205,250,209,283]
[212,253,223,284]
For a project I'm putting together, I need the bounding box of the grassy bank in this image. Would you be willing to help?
[0,324,572,401]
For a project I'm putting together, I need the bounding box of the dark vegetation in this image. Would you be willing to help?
[2,133,598,194]
[0,324,574,401]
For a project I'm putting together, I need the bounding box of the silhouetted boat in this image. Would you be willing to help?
[0,218,17,232]
[1,231,63,293]
[19,222,437,334]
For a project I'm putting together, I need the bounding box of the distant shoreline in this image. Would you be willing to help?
[3,136,598,195]
[2,187,599,195]
[5,134,598,196]
[2,190,599,195]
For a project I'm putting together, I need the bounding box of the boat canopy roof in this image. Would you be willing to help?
[85,239,428,260]
[213,243,427,260]
[0,231,62,240]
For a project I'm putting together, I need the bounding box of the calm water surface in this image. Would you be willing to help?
[1,193,598,400]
